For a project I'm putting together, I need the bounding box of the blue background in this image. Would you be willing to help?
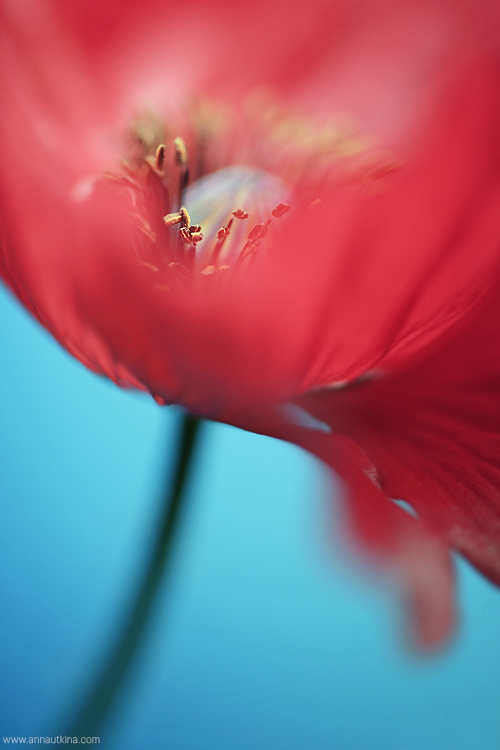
[1,282,499,749]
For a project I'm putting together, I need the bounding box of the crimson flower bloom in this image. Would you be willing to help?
[1,0,500,649]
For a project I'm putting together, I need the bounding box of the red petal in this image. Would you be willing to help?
[231,407,456,650]
[312,433,457,651]
[48,1,500,130]
[297,275,500,614]
[1,42,500,409]
[291,58,500,393]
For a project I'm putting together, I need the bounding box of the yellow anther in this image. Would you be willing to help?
[145,143,167,176]
[179,226,204,244]
[180,206,191,228]
[163,211,184,227]
[164,206,191,228]
[174,137,189,168]
[155,144,166,171]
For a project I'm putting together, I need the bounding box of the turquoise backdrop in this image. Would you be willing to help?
[1,284,499,749]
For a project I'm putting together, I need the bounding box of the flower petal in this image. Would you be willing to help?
[292,57,500,393]
[2,39,500,412]
[232,407,456,649]
[298,275,500,598]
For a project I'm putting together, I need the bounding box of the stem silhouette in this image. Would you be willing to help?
[65,413,203,739]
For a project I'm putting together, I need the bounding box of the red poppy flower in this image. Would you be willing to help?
[1,0,500,649]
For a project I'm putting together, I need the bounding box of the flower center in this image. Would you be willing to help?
[119,132,295,283]
[176,165,290,270]
[105,94,403,286]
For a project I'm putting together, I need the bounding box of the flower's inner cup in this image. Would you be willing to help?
[182,166,290,270]
[99,92,401,287]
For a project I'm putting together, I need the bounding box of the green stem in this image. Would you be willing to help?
[65,412,203,739]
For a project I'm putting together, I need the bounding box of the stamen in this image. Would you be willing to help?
[179,226,204,244]
[163,211,184,227]
[181,166,287,264]
[217,226,231,240]
[144,143,165,177]
[119,95,398,287]
[271,202,290,218]
[163,205,191,228]
[145,143,167,176]
[212,216,234,262]
[180,206,191,228]
[173,137,189,169]
[240,221,270,259]
[246,222,269,242]
[156,144,166,171]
